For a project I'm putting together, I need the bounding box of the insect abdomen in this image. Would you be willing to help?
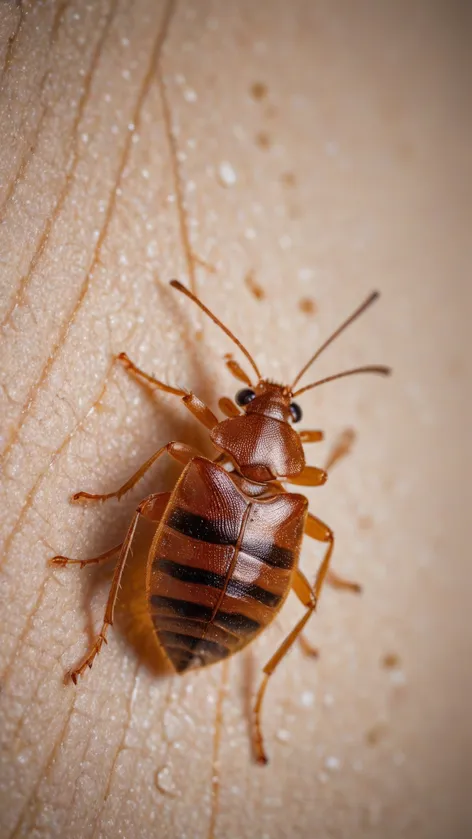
[148,459,307,672]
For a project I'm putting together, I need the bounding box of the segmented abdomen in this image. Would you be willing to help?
[148,458,307,672]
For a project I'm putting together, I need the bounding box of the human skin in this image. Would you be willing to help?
[0,1,470,838]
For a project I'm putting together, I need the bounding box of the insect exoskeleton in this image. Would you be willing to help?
[50,279,390,764]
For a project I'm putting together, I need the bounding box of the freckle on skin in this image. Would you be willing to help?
[255,131,272,150]
[365,722,388,746]
[250,81,268,101]
[281,171,296,187]
[299,297,317,315]
[382,652,401,669]
[245,271,265,300]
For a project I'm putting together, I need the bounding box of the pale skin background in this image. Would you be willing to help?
[0,1,471,838]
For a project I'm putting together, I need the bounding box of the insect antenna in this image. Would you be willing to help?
[291,291,382,390]
[170,280,261,380]
[292,364,391,398]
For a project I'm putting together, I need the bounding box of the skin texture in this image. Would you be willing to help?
[0,2,470,838]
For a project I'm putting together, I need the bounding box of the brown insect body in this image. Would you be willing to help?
[51,280,390,764]
[149,455,307,673]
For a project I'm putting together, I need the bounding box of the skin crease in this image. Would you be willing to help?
[0,2,470,838]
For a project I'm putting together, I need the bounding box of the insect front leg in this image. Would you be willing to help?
[118,352,219,431]
[218,396,240,418]
[72,441,199,503]
[253,568,318,765]
[64,492,169,684]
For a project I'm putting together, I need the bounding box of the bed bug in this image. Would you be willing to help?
[50,280,390,764]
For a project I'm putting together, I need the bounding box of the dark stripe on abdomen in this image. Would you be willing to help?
[157,558,224,589]
[226,578,282,608]
[151,594,261,635]
[151,595,213,622]
[157,559,282,608]
[158,630,230,661]
[240,537,294,570]
[167,507,238,545]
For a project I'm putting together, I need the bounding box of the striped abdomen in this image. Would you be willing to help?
[148,457,307,672]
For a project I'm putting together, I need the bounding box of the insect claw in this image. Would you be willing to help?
[72,491,94,503]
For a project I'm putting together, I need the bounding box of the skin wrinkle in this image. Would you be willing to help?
[0,0,172,462]
[0,0,174,551]
[8,693,80,839]
[0,0,70,215]
[0,0,118,332]
[0,579,49,689]
[2,5,178,833]
[39,664,143,839]
[0,363,112,724]
[208,660,230,839]
[7,576,147,837]
[0,363,113,579]
[0,0,24,84]
[101,663,142,803]
[157,62,212,299]
[0,326,156,701]
[10,689,110,839]
[92,678,179,837]
[9,657,62,746]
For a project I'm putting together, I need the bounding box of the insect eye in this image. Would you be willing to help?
[236,388,256,406]
[289,402,302,423]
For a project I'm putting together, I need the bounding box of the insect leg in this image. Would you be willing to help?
[324,427,356,471]
[50,543,122,569]
[68,492,163,684]
[299,429,324,444]
[304,513,335,598]
[325,569,362,593]
[118,352,219,430]
[218,396,240,418]
[253,569,317,765]
[285,465,327,486]
[224,355,253,387]
[135,491,171,522]
[305,511,361,596]
[50,493,170,571]
[72,441,198,503]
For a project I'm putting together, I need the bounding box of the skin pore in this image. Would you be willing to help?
[0,2,469,838]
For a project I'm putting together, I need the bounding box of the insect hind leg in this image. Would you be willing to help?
[61,492,168,684]
[253,569,317,764]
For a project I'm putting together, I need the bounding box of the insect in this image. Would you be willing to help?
[51,280,390,764]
